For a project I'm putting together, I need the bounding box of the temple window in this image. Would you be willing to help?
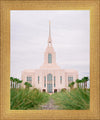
[54,76,56,87]
[27,77,32,81]
[48,53,52,63]
[68,77,73,85]
[38,76,40,84]
[60,76,62,84]
[44,76,46,87]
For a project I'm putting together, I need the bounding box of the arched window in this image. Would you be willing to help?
[27,77,32,84]
[68,77,73,85]
[44,76,46,87]
[48,53,52,63]
[60,76,62,84]
[38,76,40,84]
[47,74,52,93]
[54,76,56,87]
[27,77,32,81]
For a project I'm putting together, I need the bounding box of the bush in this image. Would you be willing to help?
[10,88,50,110]
[61,88,66,92]
[51,88,90,110]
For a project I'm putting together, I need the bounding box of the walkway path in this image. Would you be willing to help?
[38,97,60,110]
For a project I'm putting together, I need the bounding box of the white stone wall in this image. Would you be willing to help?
[21,69,78,92]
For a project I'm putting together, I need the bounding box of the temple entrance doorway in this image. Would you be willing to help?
[47,74,52,93]
[42,89,46,92]
[54,89,57,93]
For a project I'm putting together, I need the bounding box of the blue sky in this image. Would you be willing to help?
[10,10,90,83]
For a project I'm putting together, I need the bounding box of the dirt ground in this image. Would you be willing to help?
[38,97,60,110]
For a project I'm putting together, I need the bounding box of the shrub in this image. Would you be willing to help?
[61,88,66,92]
[51,88,90,110]
[24,82,32,89]
[10,88,50,110]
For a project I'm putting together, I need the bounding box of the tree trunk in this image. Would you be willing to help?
[81,83,82,88]
[84,82,85,89]
[25,85,27,89]
[19,84,21,88]
[16,83,18,89]
[80,83,81,88]
[11,81,12,88]
[85,81,87,89]
[79,83,81,88]
[13,82,14,88]
[15,83,16,88]
[82,83,83,89]
[77,83,79,88]
[15,82,17,88]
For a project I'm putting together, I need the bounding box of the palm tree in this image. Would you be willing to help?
[76,79,80,88]
[24,82,32,89]
[81,78,84,89]
[10,77,14,88]
[82,77,89,89]
[78,80,82,88]
[80,79,84,88]
[83,77,89,89]
[12,78,15,88]
[16,78,20,88]
[17,80,22,88]
[69,82,75,89]
[14,78,19,88]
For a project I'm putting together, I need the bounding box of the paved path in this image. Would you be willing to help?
[38,97,60,110]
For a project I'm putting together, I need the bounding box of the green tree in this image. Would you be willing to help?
[79,80,83,88]
[82,77,89,89]
[14,78,19,88]
[69,82,75,89]
[17,80,23,88]
[10,77,23,89]
[10,77,14,88]
[76,79,80,88]
[81,79,84,89]
[24,82,32,89]
[12,78,16,88]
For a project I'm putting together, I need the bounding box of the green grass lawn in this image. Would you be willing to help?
[51,88,90,110]
[10,88,50,110]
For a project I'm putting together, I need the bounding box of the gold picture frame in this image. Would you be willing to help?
[0,0,99,119]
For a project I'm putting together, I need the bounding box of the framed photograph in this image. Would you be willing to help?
[10,10,90,110]
[0,0,99,120]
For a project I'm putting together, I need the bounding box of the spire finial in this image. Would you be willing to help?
[49,20,51,37]
[48,20,52,46]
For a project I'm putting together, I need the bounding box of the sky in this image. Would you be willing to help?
[10,10,90,84]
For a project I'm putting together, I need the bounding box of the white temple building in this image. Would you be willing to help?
[21,21,78,93]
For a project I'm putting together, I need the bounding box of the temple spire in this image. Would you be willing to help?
[49,21,51,38]
[48,21,52,46]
